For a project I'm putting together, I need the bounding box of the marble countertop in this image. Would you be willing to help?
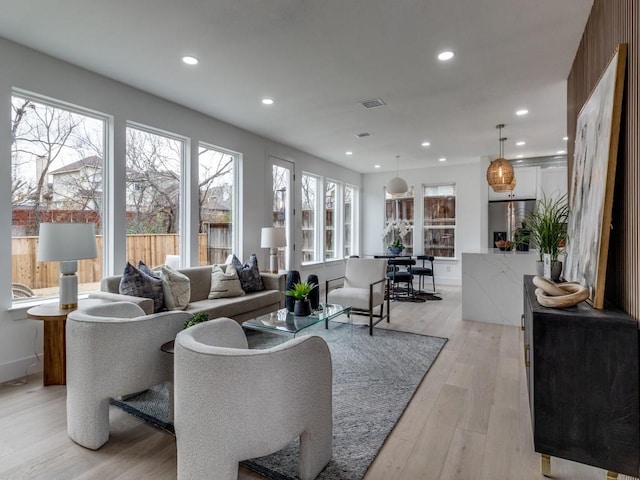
[463,248,539,256]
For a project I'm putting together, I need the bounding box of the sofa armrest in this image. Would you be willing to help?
[260,273,286,308]
[260,273,285,292]
[88,292,154,315]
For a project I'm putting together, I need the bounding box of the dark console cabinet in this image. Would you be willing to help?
[523,275,639,477]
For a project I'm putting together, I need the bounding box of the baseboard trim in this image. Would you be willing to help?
[0,355,42,384]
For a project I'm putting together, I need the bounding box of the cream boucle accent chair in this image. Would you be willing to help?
[174,318,333,480]
[325,257,390,335]
[66,301,192,450]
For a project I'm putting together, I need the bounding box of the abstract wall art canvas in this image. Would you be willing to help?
[564,44,627,308]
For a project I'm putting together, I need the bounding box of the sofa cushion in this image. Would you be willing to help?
[119,262,165,313]
[186,289,281,319]
[209,265,245,299]
[159,265,191,310]
[231,253,265,293]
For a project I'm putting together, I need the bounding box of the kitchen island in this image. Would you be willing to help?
[461,249,538,326]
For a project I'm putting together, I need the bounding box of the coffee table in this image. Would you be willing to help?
[242,303,352,337]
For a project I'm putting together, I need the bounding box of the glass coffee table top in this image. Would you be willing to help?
[242,303,352,336]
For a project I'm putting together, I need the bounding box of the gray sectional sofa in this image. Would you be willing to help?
[90,265,285,323]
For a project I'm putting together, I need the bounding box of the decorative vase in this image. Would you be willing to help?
[306,274,320,310]
[285,270,300,312]
[388,246,403,255]
[551,261,563,282]
[294,298,312,316]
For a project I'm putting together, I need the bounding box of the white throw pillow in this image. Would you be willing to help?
[209,265,245,299]
[160,265,191,310]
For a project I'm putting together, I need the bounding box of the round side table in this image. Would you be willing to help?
[27,298,110,386]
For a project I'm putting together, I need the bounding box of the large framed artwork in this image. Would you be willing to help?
[564,44,627,309]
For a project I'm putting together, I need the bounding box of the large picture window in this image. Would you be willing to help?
[384,189,414,255]
[10,92,105,301]
[324,180,338,260]
[344,185,358,257]
[199,144,237,265]
[125,124,184,266]
[301,173,321,264]
[423,184,456,258]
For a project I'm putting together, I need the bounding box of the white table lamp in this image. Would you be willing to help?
[37,223,98,309]
[260,227,286,274]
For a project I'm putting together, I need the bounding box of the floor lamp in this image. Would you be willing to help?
[37,223,98,310]
[260,227,286,274]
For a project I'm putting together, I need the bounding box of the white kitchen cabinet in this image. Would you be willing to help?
[488,166,538,201]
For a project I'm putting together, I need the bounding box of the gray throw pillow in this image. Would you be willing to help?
[231,253,265,293]
[119,262,165,313]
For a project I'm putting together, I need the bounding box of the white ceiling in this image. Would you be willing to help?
[0,0,593,173]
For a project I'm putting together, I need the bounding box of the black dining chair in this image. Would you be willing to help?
[386,258,416,301]
[411,255,436,294]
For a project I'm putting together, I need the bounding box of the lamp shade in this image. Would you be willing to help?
[260,227,286,248]
[386,176,409,195]
[492,176,517,192]
[37,223,98,262]
[486,158,515,192]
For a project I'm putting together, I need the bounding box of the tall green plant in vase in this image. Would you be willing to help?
[523,194,569,281]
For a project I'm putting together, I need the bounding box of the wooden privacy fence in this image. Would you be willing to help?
[11,234,222,289]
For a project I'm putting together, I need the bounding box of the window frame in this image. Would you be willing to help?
[301,172,322,265]
[198,142,240,266]
[10,88,109,305]
[422,183,457,260]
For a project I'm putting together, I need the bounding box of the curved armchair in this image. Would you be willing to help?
[174,318,332,480]
[66,301,192,450]
[325,257,389,335]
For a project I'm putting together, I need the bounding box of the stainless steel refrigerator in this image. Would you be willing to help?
[488,199,536,248]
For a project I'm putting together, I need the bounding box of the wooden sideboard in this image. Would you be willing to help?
[523,275,639,478]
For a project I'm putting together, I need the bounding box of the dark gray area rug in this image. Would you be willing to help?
[110,323,447,480]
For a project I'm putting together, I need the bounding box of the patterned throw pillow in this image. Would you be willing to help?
[159,265,191,310]
[119,262,165,313]
[208,265,245,299]
[231,253,265,293]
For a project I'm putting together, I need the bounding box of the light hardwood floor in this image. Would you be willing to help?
[0,286,633,480]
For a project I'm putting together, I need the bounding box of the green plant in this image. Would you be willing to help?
[389,238,404,249]
[285,281,317,300]
[523,194,569,262]
[184,312,209,329]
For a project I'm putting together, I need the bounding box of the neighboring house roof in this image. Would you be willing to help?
[49,155,102,174]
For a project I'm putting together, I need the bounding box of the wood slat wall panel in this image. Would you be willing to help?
[567,0,639,322]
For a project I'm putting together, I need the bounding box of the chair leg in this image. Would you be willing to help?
[369,309,373,335]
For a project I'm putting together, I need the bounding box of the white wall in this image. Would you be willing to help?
[0,37,361,383]
[362,161,486,285]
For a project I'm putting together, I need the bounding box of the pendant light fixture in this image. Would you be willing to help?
[386,155,408,194]
[486,124,515,192]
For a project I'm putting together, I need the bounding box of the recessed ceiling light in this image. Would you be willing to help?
[374,165,381,169]
[438,157,447,162]
[437,51,455,61]
[516,141,526,146]
[345,151,353,155]
[516,154,524,158]
[563,136,569,141]
[557,150,566,154]
[182,56,199,65]
[516,109,529,116]
[261,98,274,105]
[421,141,431,147]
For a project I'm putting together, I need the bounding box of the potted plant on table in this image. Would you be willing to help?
[285,281,318,317]
[523,194,569,281]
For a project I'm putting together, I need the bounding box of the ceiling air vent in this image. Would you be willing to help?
[360,98,386,109]
[355,132,373,138]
